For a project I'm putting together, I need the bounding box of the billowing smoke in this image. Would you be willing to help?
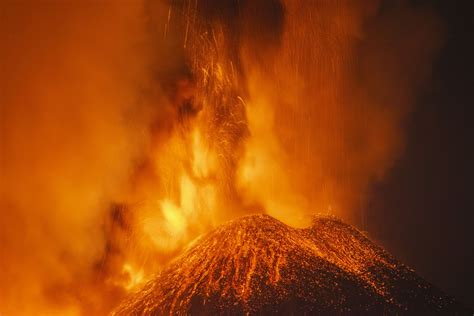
[0,1,163,314]
[0,0,443,314]
[237,0,444,225]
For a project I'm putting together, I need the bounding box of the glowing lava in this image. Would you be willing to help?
[113,215,469,315]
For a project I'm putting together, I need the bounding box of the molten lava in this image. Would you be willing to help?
[113,215,468,315]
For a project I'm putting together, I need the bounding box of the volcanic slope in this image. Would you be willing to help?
[113,214,471,315]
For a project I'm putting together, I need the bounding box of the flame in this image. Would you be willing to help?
[191,129,217,178]
[140,127,219,253]
[120,263,145,291]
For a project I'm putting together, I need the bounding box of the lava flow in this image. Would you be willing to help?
[112,214,469,315]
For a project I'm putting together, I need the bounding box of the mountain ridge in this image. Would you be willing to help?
[113,214,471,315]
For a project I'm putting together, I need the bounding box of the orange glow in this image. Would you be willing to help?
[0,0,442,314]
[120,263,145,291]
[237,91,309,227]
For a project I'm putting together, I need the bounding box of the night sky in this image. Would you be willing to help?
[367,0,474,306]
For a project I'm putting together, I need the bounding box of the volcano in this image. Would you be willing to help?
[113,214,470,315]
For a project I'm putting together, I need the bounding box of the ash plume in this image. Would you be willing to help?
[237,0,444,225]
[0,1,166,314]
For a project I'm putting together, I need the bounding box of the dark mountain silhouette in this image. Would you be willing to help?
[113,214,471,315]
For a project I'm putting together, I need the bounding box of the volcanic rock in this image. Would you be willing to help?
[113,214,471,315]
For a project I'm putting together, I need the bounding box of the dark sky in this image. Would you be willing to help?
[367,0,474,306]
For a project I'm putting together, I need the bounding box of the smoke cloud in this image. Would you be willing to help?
[237,0,443,225]
[0,1,162,314]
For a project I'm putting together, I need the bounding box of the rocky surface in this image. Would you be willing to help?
[113,214,471,315]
